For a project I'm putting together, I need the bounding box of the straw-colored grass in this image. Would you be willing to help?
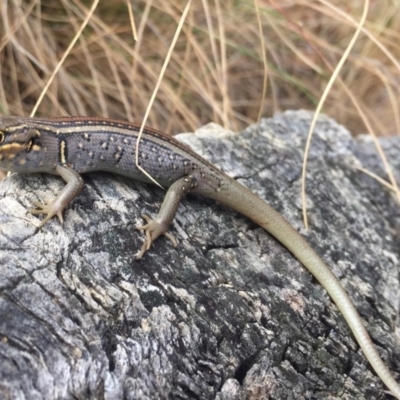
[1,0,399,136]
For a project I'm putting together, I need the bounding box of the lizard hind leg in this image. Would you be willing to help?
[134,175,196,259]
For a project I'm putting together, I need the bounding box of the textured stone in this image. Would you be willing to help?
[0,110,399,399]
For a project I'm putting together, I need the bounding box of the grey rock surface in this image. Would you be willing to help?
[0,110,399,399]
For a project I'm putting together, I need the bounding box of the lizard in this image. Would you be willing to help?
[0,115,399,398]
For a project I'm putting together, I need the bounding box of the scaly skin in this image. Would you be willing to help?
[0,116,399,397]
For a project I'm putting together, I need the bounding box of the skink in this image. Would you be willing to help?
[0,116,399,398]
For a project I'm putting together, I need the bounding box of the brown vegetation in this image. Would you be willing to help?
[1,1,400,136]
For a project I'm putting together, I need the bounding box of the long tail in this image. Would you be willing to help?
[208,178,400,398]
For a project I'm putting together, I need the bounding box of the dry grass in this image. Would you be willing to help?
[1,0,399,136]
[1,0,400,193]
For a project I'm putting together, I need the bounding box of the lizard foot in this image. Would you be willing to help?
[30,199,64,227]
[135,214,178,259]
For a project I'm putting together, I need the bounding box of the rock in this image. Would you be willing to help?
[0,110,399,399]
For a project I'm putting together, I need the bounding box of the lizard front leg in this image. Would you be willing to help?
[135,175,197,259]
[30,164,84,227]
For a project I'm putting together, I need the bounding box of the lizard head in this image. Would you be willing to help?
[0,117,42,171]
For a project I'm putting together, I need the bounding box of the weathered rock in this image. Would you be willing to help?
[0,110,399,399]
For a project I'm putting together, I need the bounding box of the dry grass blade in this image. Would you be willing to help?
[30,0,99,117]
[356,166,396,192]
[301,0,369,229]
[135,0,192,188]
[127,0,138,42]
[254,0,268,124]
[214,0,231,129]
